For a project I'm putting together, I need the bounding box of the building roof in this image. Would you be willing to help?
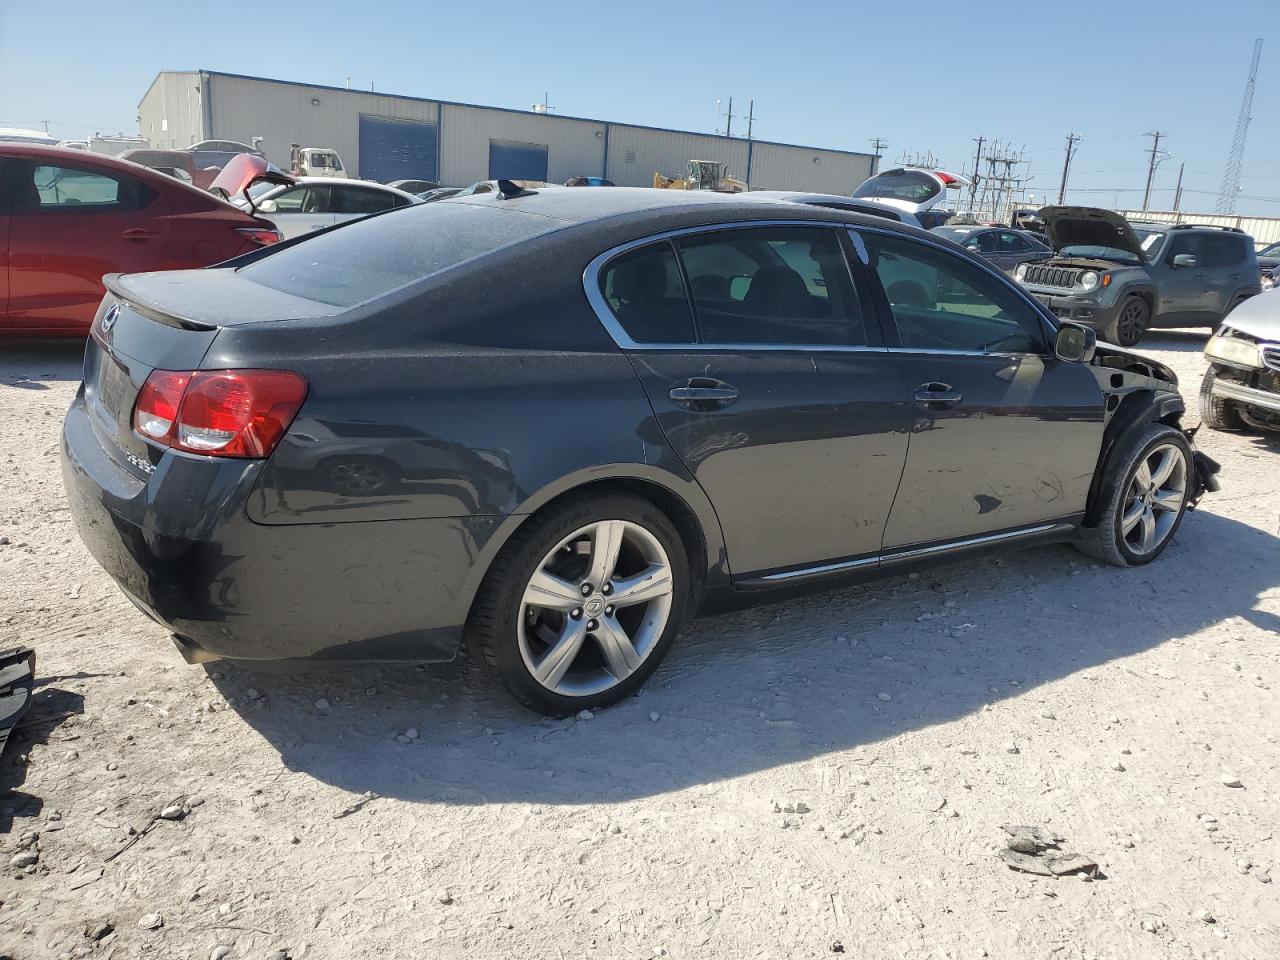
[140,70,877,163]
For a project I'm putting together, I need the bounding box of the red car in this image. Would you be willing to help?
[0,144,281,337]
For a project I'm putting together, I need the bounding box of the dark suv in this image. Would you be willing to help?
[1015,207,1261,346]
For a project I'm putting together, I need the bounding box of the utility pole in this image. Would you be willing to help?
[725,96,733,138]
[1142,131,1165,211]
[869,137,887,155]
[1173,162,1185,212]
[41,120,50,133]
[969,136,985,211]
[1057,132,1081,204]
[745,100,754,140]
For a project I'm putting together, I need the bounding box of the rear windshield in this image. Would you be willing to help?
[237,201,564,307]
[852,170,942,205]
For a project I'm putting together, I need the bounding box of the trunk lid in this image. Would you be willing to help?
[207,154,294,207]
[83,270,335,478]
[1037,206,1146,260]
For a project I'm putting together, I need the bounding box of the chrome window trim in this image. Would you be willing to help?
[848,224,1061,352]
[583,219,877,353]
[582,218,1058,359]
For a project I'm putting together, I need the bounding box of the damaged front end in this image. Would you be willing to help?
[0,647,36,755]
[1086,342,1220,515]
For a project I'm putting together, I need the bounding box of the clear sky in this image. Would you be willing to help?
[1,0,1275,216]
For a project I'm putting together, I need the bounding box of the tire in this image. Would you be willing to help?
[1199,369,1245,432]
[1075,423,1193,567]
[467,492,689,715]
[1106,296,1150,347]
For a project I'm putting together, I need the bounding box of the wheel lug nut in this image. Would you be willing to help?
[587,620,598,630]
[602,582,613,595]
[605,606,614,616]
[571,608,582,619]
[581,583,593,596]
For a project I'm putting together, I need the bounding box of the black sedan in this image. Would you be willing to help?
[931,225,1051,274]
[62,188,1215,714]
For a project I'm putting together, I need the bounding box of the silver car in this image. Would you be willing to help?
[235,179,422,239]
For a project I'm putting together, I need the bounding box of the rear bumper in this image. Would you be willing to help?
[1211,377,1280,413]
[61,394,482,663]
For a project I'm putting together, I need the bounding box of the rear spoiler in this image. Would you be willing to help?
[102,274,219,332]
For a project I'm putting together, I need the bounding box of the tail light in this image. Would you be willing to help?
[235,226,283,246]
[133,369,307,458]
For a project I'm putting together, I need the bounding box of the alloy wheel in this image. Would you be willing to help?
[517,520,674,697]
[1120,442,1188,556]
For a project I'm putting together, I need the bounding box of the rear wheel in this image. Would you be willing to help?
[1076,423,1192,566]
[468,493,689,715]
[1199,369,1245,432]
[1107,296,1150,347]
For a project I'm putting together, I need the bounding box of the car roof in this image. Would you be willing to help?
[264,178,422,201]
[0,141,194,183]
[438,185,935,238]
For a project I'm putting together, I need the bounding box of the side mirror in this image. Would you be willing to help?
[1054,322,1096,363]
[256,198,278,214]
[1172,253,1198,268]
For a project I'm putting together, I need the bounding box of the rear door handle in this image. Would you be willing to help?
[669,377,739,409]
[121,228,159,242]
[913,382,963,408]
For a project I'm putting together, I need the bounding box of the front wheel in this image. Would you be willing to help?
[1076,423,1193,567]
[1106,296,1150,347]
[468,493,689,715]
[1199,369,1245,432]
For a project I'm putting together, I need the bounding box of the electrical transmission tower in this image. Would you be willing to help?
[1216,38,1263,214]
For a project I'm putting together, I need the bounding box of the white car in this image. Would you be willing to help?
[233,178,422,239]
[743,191,924,228]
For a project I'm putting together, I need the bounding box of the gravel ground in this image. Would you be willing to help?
[1,333,1278,960]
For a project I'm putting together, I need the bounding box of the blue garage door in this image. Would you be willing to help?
[488,140,549,181]
[358,115,438,183]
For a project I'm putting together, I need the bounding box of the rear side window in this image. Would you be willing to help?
[18,163,154,212]
[238,202,563,307]
[332,187,396,215]
[677,227,865,345]
[1201,233,1249,267]
[599,243,695,343]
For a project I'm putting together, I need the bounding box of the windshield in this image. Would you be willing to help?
[852,170,942,206]
[1262,241,1280,257]
[237,200,563,307]
[1059,229,1163,265]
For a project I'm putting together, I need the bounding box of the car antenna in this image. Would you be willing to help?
[495,179,536,200]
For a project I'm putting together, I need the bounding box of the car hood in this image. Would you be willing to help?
[1220,289,1280,340]
[1037,206,1146,260]
[207,154,294,200]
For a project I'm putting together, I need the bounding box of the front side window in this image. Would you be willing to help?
[676,227,865,345]
[862,232,1046,354]
[272,186,330,213]
[1166,233,1206,264]
[599,243,695,344]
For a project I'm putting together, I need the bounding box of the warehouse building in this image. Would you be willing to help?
[138,71,878,193]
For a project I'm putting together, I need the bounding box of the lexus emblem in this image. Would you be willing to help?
[101,304,121,334]
[584,597,605,616]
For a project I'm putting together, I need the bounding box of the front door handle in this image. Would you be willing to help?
[913,382,963,409]
[121,228,159,242]
[669,377,739,409]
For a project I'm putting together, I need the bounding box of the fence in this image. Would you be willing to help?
[1118,209,1280,248]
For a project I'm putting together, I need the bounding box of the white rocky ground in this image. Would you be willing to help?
[1,332,1277,960]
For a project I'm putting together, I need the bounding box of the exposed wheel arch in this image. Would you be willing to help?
[1084,389,1184,526]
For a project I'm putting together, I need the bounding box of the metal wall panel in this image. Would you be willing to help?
[746,142,877,195]
[207,75,439,178]
[137,72,203,149]
[488,140,549,181]
[1118,209,1280,247]
[358,116,438,183]
[439,105,603,187]
[604,127,750,189]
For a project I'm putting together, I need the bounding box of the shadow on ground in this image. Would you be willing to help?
[1,687,85,832]
[0,340,86,389]
[207,508,1280,806]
